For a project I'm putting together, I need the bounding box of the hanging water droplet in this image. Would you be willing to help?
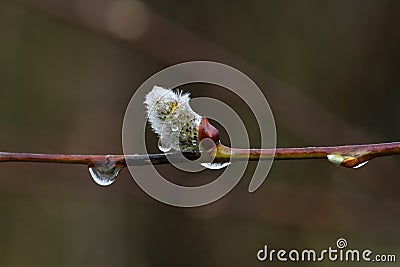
[88,162,121,186]
[353,161,369,169]
[201,162,231,170]
[171,124,179,132]
[158,138,172,152]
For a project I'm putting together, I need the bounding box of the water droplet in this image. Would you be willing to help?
[353,161,369,169]
[201,162,231,169]
[180,133,187,140]
[191,140,197,145]
[158,138,171,152]
[89,163,121,186]
[171,124,179,132]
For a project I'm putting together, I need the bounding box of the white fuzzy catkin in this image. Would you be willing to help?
[144,86,202,152]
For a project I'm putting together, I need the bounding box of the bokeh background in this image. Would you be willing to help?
[0,0,399,266]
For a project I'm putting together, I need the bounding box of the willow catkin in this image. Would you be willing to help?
[144,86,202,152]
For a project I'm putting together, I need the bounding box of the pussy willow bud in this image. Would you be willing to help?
[145,86,219,152]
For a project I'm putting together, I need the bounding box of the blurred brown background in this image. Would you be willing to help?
[0,0,399,266]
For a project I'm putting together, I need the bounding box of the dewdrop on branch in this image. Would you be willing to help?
[145,86,220,153]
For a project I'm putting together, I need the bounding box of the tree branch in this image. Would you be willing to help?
[1,141,399,169]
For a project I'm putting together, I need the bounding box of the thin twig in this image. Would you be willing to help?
[0,152,200,167]
[1,142,399,168]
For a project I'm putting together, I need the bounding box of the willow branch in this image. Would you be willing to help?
[1,141,400,168]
